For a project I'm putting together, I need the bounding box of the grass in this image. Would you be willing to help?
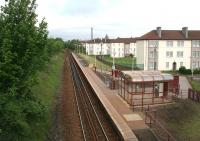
[191,80,200,92]
[30,51,64,141]
[78,53,111,70]
[156,100,200,141]
[103,55,136,68]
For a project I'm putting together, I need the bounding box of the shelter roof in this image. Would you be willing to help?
[121,70,173,82]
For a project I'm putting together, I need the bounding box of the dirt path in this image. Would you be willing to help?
[49,51,83,141]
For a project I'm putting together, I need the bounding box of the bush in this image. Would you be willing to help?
[179,66,192,75]
[193,68,200,74]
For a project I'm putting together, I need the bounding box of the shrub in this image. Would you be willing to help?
[179,66,192,75]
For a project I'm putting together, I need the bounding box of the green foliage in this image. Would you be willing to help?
[0,0,53,140]
[65,39,85,53]
[193,68,200,74]
[178,66,192,75]
[0,92,46,141]
[47,38,65,56]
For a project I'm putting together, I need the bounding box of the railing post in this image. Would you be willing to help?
[150,116,152,127]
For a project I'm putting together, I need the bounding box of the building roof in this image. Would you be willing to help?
[120,70,173,82]
[139,30,200,40]
[84,37,138,44]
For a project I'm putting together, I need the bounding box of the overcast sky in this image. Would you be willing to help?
[1,0,200,40]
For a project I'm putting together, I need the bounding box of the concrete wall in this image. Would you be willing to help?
[158,40,191,70]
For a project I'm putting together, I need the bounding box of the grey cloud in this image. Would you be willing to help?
[61,0,101,16]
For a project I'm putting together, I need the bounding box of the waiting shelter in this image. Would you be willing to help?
[118,70,175,109]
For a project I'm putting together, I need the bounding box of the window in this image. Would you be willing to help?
[166,62,169,68]
[148,62,154,69]
[177,41,184,47]
[177,51,183,57]
[180,62,183,67]
[192,51,196,57]
[197,51,200,57]
[149,40,158,47]
[166,41,173,47]
[192,62,196,69]
[149,51,154,58]
[197,62,200,68]
[166,51,173,57]
[192,40,200,47]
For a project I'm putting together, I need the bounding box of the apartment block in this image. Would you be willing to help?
[136,27,200,70]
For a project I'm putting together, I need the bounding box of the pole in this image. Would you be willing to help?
[132,52,134,71]
[101,38,103,73]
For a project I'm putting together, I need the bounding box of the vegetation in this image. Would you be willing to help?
[31,52,64,141]
[178,66,192,75]
[103,55,136,68]
[0,0,64,140]
[191,80,200,92]
[156,100,200,141]
[78,54,111,70]
[65,39,85,53]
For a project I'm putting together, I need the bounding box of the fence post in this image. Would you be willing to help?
[150,116,152,127]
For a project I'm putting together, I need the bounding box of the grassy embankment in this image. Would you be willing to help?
[78,53,111,70]
[191,80,200,92]
[103,56,136,68]
[156,100,200,141]
[30,51,64,141]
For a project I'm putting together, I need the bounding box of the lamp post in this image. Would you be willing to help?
[94,39,96,70]
[132,48,134,71]
[154,47,157,70]
[101,38,103,73]
[112,51,116,73]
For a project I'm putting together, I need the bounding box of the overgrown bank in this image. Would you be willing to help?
[31,51,64,141]
[156,100,200,141]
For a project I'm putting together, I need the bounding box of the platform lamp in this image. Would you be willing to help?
[191,56,194,77]
[94,39,97,71]
[153,47,157,70]
[132,48,134,71]
[112,50,116,77]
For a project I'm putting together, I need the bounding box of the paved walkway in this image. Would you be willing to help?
[179,76,192,99]
[74,54,148,130]
[86,67,148,130]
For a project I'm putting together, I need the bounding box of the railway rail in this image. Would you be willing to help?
[68,52,121,141]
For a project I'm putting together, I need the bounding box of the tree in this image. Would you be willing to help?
[0,0,48,140]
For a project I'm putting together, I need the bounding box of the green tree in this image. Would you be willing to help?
[0,0,48,140]
[47,38,65,56]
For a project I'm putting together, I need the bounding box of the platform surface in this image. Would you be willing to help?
[73,53,152,140]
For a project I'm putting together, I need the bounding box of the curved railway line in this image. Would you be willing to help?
[68,51,121,141]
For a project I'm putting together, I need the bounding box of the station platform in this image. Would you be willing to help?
[72,53,149,141]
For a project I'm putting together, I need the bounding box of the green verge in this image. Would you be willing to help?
[30,51,64,141]
[191,80,200,92]
[156,100,200,141]
[103,56,136,68]
[78,53,111,70]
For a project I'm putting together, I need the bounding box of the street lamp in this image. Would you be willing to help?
[112,50,116,70]
[101,38,103,73]
[154,47,157,70]
[132,48,134,71]
[93,39,97,70]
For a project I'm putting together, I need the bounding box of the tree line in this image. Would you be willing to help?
[0,0,65,140]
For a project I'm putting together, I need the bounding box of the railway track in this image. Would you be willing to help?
[68,52,121,141]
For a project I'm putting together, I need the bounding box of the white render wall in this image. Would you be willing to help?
[158,40,191,70]
[110,43,125,58]
[130,43,137,57]
[84,41,137,58]
[136,40,192,71]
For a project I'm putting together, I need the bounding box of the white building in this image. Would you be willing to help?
[84,37,137,58]
[136,27,200,71]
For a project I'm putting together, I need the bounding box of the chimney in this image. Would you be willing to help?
[91,27,93,40]
[182,27,188,38]
[156,27,162,38]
